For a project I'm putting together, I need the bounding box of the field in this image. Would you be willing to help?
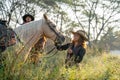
[0,48,120,80]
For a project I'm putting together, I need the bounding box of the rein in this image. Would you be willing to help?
[41,22,65,58]
[46,47,56,54]
[47,22,63,44]
[31,47,58,58]
[40,22,62,58]
[42,47,58,58]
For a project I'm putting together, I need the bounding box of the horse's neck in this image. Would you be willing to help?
[15,19,44,45]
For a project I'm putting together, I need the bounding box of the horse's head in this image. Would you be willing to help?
[42,14,65,46]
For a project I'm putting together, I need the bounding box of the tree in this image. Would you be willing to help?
[68,0,120,47]
[0,0,37,27]
[99,27,120,50]
[0,0,72,29]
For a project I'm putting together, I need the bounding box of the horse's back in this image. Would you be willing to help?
[14,19,43,44]
[14,19,43,32]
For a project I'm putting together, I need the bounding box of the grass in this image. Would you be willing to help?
[0,48,120,80]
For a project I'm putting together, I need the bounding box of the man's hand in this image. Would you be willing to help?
[8,38,16,46]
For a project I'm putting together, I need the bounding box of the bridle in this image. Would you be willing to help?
[46,22,63,45]
[38,21,64,57]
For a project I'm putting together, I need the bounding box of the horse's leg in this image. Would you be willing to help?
[16,33,42,64]
[29,37,46,65]
[23,47,32,63]
[15,44,32,64]
[21,37,40,63]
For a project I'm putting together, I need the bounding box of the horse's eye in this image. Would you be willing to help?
[53,25,56,28]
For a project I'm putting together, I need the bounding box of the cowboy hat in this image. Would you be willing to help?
[22,14,34,22]
[71,30,88,41]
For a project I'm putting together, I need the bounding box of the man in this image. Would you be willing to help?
[22,14,46,65]
[0,19,16,69]
[0,20,16,52]
[0,20,7,52]
[22,14,46,50]
[22,14,34,24]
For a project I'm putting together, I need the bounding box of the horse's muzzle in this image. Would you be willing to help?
[61,35,65,43]
[55,35,65,46]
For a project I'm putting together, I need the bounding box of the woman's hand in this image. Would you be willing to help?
[68,48,73,54]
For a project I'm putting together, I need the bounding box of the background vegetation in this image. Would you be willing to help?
[0,0,120,80]
[1,0,120,48]
[0,48,120,80]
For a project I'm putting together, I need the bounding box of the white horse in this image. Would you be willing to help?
[14,14,65,63]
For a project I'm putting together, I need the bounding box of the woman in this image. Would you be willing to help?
[56,30,88,67]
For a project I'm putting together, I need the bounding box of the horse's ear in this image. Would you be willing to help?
[43,14,48,21]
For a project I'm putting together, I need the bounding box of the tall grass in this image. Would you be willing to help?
[0,48,120,80]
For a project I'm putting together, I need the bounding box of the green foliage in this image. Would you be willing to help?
[29,0,72,7]
[0,49,120,80]
[98,29,120,50]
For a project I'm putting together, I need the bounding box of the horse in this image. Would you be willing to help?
[14,14,65,63]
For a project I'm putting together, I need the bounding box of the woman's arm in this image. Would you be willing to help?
[56,43,71,50]
[75,48,86,63]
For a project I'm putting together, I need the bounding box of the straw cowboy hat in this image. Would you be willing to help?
[22,14,34,22]
[71,30,88,41]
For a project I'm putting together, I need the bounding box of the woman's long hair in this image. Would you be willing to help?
[72,36,87,49]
